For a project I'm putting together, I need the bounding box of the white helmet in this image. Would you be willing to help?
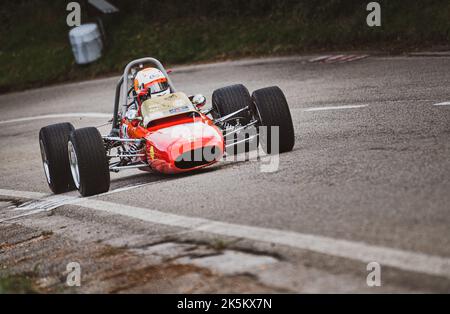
[134,67,170,100]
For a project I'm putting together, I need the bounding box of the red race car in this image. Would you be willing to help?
[39,57,295,196]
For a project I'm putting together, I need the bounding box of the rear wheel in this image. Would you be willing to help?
[39,123,75,194]
[252,86,295,154]
[68,127,110,197]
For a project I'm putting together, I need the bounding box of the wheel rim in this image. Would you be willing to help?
[68,141,80,189]
[251,100,269,152]
[39,139,51,184]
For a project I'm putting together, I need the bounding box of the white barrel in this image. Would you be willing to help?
[69,23,103,64]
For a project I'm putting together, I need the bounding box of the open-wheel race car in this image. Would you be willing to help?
[39,57,295,196]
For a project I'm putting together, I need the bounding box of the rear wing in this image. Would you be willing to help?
[110,57,176,135]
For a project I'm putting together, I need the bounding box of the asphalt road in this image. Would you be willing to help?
[0,55,449,292]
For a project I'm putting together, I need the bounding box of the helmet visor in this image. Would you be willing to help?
[148,80,169,94]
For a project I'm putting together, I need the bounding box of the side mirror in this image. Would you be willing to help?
[192,94,206,109]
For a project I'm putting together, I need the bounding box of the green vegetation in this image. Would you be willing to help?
[0,0,449,92]
[0,274,39,294]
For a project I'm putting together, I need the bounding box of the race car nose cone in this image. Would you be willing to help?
[174,145,222,169]
[168,122,223,170]
[146,121,224,173]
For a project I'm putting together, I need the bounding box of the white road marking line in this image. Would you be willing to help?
[0,188,449,278]
[324,55,346,63]
[337,54,358,63]
[0,113,111,125]
[0,192,80,223]
[14,195,80,211]
[308,54,369,64]
[344,54,369,62]
[308,55,332,63]
[433,101,450,106]
[99,182,157,196]
[0,189,47,199]
[302,105,368,112]
[0,182,155,222]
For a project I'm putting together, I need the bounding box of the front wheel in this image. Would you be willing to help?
[68,127,110,197]
[211,84,253,125]
[212,84,256,154]
[252,86,295,154]
[39,123,76,194]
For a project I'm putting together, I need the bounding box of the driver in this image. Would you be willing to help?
[125,67,206,121]
[125,67,171,121]
[134,67,170,104]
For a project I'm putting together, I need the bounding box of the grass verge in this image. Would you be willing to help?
[0,275,40,294]
[0,0,449,93]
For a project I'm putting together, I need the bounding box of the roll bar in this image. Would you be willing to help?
[110,57,176,135]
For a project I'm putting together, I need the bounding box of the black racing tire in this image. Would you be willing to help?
[211,84,252,125]
[39,123,75,194]
[212,84,256,155]
[252,86,295,154]
[68,127,110,197]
